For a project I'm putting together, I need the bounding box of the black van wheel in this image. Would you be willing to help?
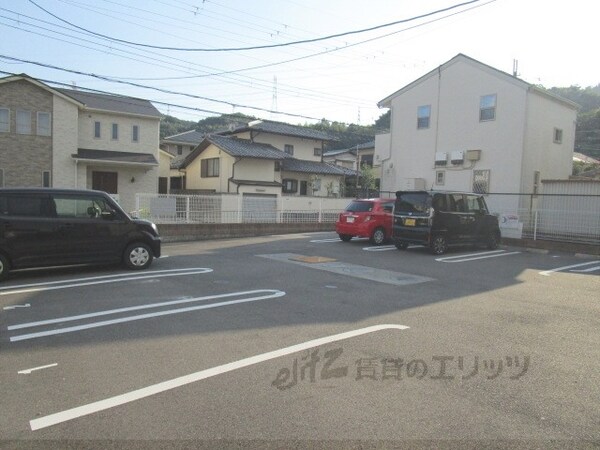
[339,234,352,242]
[0,254,10,281]
[123,242,153,270]
[430,235,448,255]
[487,231,500,250]
[395,242,408,250]
[370,227,386,245]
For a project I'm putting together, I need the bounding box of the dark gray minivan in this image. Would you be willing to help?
[393,190,501,255]
[0,188,161,280]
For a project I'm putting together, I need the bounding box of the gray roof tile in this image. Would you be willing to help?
[73,149,158,165]
[57,88,161,118]
[220,120,335,141]
[163,130,205,145]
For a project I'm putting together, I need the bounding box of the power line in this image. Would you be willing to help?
[0,58,325,121]
[29,0,483,52]
[0,11,374,106]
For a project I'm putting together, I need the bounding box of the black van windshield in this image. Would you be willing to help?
[395,192,431,214]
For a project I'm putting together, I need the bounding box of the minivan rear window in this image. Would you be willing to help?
[395,193,430,214]
[345,201,374,213]
[0,195,48,217]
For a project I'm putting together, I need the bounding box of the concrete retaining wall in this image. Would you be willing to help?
[159,222,335,243]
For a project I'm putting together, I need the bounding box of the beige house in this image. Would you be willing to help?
[178,120,352,198]
[375,54,579,212]
[323,140,382,189]
[0,74,161,213]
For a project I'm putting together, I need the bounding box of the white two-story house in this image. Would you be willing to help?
[0,74,161,212]
[375,54,578,215]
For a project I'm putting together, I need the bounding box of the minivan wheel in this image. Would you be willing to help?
[0,254,10,281]
[430,235,448,255]
[123,242,153,270]
[339,234,352,242]
[487,231,500,250]
[370,227,386,245]
[395,241,408,250]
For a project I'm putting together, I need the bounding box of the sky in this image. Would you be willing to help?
[1,0,598,126]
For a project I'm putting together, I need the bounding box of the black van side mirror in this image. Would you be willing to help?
[101,210,116,220]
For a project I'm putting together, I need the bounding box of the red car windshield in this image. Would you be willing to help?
[345,201,374,213]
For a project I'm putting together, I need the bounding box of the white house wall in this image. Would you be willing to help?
[52,95,79,188]
[521,91,577,194]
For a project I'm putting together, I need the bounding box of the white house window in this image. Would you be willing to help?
[177,145,183,155]
[42,171,51,188]
[314,148,322,157]
[274,161,281,172]
[282,179,298,193]
[436,170,445,186]
[132,125,139,142]
[201,158,219,177]
[37,112,51,136]
[284,144,294,155]
[417,105,431,129]
[472,169,490,194]
[111,123,118,140]
[94,121,101,138]
[16,110,31,134]
[0,169,4,187]
[553,128,563,144]
[480,94,497,121]
[0,108,9,132]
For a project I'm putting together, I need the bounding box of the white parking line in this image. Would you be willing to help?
[436,250,521,263]
[29,323,409,431]
[309,238,342,243]
[0,268,213,296]
[18,363,58,375]
[539,260,600,276]
[571,266,600,273]
[3,304,31,310]
[9,289,285,342]
[362,245,397,252]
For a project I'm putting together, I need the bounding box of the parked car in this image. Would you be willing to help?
[392,190,500,255]
[335,198,394,245]
[0,188,161,280]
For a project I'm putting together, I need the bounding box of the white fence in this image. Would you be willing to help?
[135,190,600,245]
[134,193,351,224]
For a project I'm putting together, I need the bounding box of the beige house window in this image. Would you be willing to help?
[37,112,51,136]
[16,110,31,134]
[132,125,139,142]
[0,169,4,187]
[42,171,51,188]
[284,144,294,155]
[111,123,119,140]
[0,108,9,132]
[94,121,101,138]
[201,158,219,177]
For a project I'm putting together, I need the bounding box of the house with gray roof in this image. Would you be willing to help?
[178,120,354,197]
[0,73,161,212]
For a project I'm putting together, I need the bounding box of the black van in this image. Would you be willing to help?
[0,188,161,280]
[392,190,501,255]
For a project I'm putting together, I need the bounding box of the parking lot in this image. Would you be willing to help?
[1,232,599,447]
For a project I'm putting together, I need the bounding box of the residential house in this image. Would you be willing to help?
[0,74,161,213]
[177,119,351,200]
[323,140,382,190]
[375,54,579,215]
[160,129,205,192]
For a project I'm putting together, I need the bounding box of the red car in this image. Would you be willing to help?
[335,198,394,245]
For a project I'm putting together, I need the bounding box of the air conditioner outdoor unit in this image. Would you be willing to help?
[435,152,447,166]
[466,149,481,161]
[451,150,464,165]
